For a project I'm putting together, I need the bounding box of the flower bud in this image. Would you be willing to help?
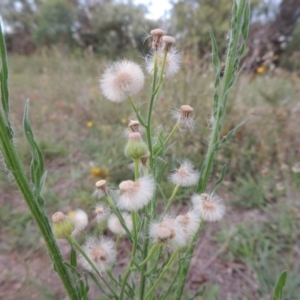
[52,212,75,239]
[124,132,148,159]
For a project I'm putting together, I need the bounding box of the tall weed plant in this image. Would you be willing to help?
[0,1,277,299]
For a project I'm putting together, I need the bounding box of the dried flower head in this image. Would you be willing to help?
[146,49,181,77]
[169,160,200,187]
[68,209,89,236]
[100,60,145,102]
[128,120,141,133]
[108,213,133,235]
[172,105,195,131]
[52,212,75,239]
[149,218,186,249]
[175,210,200,237]
[140,151,150,167]
[94,204,110,223]
[162,35,176,52]
[93,180,109,199]
[150,28,165,50]
[116,175,155,211]
[192,193,225,222]
[79,237,116,273]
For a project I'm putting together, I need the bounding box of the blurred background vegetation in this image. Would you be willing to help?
[1,0,300,299]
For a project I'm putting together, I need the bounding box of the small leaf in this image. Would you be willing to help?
[219,115,252,149]
[209,28,220,70]
[0,21,10,123]
[70,246,77,268]
[211,164,227,194]
[242,1,251,41]
[273,270,287,300]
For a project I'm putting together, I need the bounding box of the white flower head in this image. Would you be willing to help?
[94,204,110,223]
[150,28,165,50]
[172,105,195,131]
[149,218,187,250]
[146,48,181,77]
[116,176,155,211]
[68,209,88,236]
[292,162,300,173]
[169,160,200,187]
[175,210,200,238]
[93,180,109,199]
[79,237,116,273]
[100,60,145,102]
[107,213,132,236]
[191,193,225,222]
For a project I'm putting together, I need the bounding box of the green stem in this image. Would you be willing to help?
[138,244,158,267]
[67,236,118,299]
[128,96,146,127]
[163,184,180,216]
[146,245,163,275]
[0,111,78,300]
[154,122,180,158]
[120,211,138,299]
[134,158,140,180]
[146,51,158,169]
[144,251,178,300]
[196,1,246,194]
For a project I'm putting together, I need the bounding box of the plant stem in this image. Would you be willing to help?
[163,184,180,216]
[144,251,178,300]
[0,110,78,300]
[138,244,158,267]
[120,212,138,299]
[134,158,140,180]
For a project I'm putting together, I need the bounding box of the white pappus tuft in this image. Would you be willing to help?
[191,193,225,222]
[149,218,187,250]
[68,209,88,236]
[175,209,200,238]
[107,213,133,235]
[100,60,145,103]
[146,49,181,77]
[79,237,116,273]
[169,160,200,187]
[94,204,110,223]
[116,175,155,211]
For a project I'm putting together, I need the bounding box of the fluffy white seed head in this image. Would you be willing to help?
[175,210,200,238]
[191,193,225,222]
[68,209,89,236]
[100,60,145,102]
[169,160,200,187]
[149,218,187,249]
[93,180,109,199]
[94,204,110,223]
[79,237,116,273]
[116,176,155,211]
[107,213,132,235]
[172,105,195,131]
[146,49,181,77]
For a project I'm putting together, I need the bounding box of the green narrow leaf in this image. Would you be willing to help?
[70,246,77,268]
[219,115,252,149]
[242,1,251,41]
[273,270,287,300]
[211,164,227,194]
[23,100,46,196]
[0,21,10,123]
[209,28,220,70]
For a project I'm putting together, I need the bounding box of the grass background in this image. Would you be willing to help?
[1,51,300,299]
